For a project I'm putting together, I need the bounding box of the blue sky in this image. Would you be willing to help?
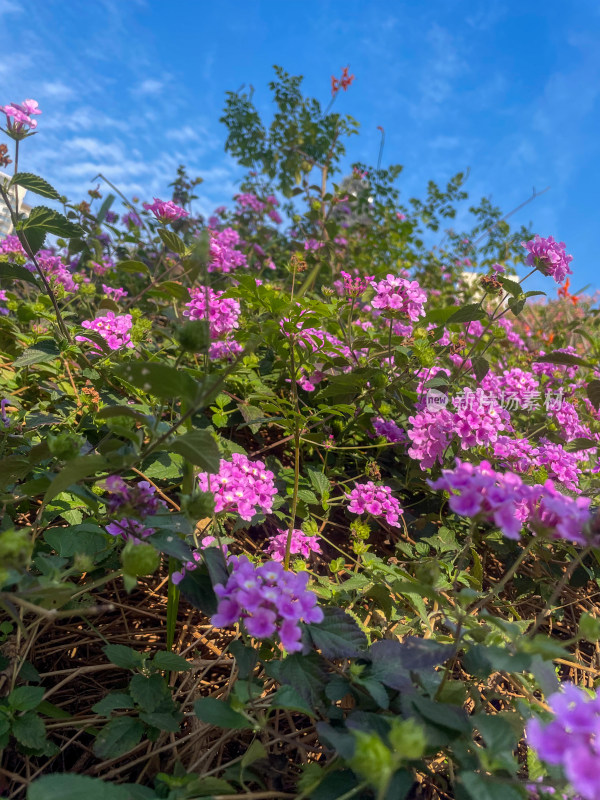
[1,0,599,294]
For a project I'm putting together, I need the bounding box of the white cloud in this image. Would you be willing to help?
[135,79,165,95]
[0,0,22,17]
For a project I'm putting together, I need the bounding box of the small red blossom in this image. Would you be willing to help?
[331,66,355,95]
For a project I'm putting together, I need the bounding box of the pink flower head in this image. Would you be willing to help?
[102,284,128,302]
[143,198,189,224]
[346,481,404,527]
[76,311,134,351]
[527,684,600,800]
[370,274,427,321]
[522,235,573,284]
[0,99,41,137]
[208,227,248,273]
[198,453,277,520]
[264,529,322,562]
[212,554,323,652]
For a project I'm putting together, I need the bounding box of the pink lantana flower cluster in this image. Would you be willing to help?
[0,235,26,257]
[0,289,8,316]
[407,407,454,470]
[143,198,188,223]
[102,284,128,302]
[346,481,404,528]
[77,311,134,351]
[106,518,155,544]
[429,458,592,543]
[527,684,600,800]
[264,528,322,562]
[339,270,372,298]
[208,228,248,273]
[0,99,41,137]
[523,235,573,284]
[198,453,277,520]
[184,286,240,338]
[372,417,407,444]
[212,555,323,653]
[480,367,540,408]
[104,476,166,518]
[37,251,77,293]
[369,274,427,321]
[183,285,242,360]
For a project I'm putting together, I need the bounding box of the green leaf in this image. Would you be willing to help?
[129,674,170,712]
[28,774,136,800]
[91,693,136,717]
[158,228,186,254]
[535,351,592,367]
[266,652,327,703]
[307,606,367,658]
[497,276,523,297]
[94,716,145,760]
[116,259,150,275]
[8,685,45,711]
[139,711,182,732]
[472,356,489,382]
[169,429,220,472]
[447,304,487,324]
[44,524,108,557]
[22,205,83,239]
[507,296,526,316]
[0,262,39,286]
[194,697,253,730]
[152,651,191,672]
[459,772,526,800]
[587,379,600,411]
[147,280,189,301]
[307,467,330,499]
[115,361,197,402]
[270,685,315,716]
[102,644,145,670]
[95,405,152,424]
[178,567,218,615]
[147,530,194,562]
[43,455,106,505]
[421,306,462,326]
[12,711,47,749]
[14,340,61,367]
[10,172,60,200]
[228,640,258,680]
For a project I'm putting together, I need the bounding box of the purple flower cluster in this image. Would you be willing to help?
[106,518,155,544]
[208,228,248,273]
[183,286,241,339]
[551,401,591,443]
[0,98,41,137]
[346,481,404,528]
[198,453,277,520]
[493,436,583,493]
[429,458,592,543]
[0,289,8,316]
[212,555,323,652]
[0,235,26,257]
[370,274,427,322]
[235,193,281,224]
[527,684,600,800]
[451,390,512,449]
[264,528,322,562]
[104,475,165,518]
[102,284,128,302]
[77,311,134,351]
[372,417,407,444]
[339,270,372,298]
[523,235,573,284]
[143,197,188,223]
[37,250,77,293]
[407,407,454,469]
[481,368,540,408]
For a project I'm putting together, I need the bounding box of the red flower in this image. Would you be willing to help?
[331,66,354,95]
